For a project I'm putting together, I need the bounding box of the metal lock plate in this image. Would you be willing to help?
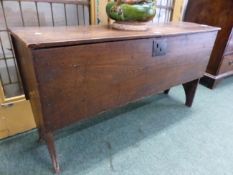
[152,39,167,57]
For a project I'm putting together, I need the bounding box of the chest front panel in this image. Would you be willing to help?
[33,32,216,130]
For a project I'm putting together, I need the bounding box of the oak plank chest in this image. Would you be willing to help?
[10,22,219,173]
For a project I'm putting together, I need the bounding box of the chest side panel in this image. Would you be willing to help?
[33,32,217,130]
[11,35,45,130]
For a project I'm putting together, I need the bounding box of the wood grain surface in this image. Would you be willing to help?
[10,22,219,49]
[184,0,233,88]
[32,32,217,131]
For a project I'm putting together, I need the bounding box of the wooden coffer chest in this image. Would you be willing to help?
[184,0,233,89]
[10,22,219,173]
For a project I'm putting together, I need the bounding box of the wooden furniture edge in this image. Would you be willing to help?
[9,24,220,49]
[200,71,233,89]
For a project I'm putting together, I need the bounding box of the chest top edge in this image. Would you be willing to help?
[10,22,220,50]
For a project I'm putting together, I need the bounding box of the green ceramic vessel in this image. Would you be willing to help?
[106,0,156,22]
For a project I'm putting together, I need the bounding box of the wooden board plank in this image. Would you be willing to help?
[32,32,217,130]
[10,22,220,49]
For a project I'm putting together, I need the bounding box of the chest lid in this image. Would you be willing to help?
[10,22,220,49]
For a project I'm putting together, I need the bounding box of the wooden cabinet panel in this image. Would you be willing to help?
[0,100,35,139]
[184,0,233,89]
